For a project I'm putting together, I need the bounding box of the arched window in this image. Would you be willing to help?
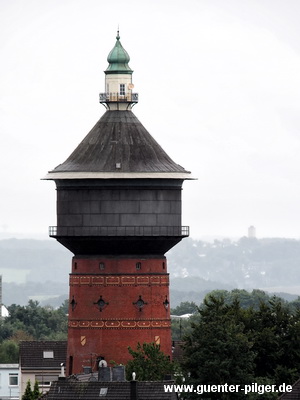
[136,262,141,270]
[99,262,105,270]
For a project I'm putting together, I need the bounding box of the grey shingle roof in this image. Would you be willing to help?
[20,341,67,370]
[49,110,188,174]
[41,379,178,400]
[279,377,300,399]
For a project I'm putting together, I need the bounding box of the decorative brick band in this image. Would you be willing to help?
[68,318,171,329]
[70,274,169,287]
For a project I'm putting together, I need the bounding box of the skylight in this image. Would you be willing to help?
[99,388,108,396]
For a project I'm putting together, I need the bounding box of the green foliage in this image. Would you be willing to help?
[182,292,300,399]
[0,339,19,363]
[172,318,192,341]
[171,301,199,341]
[126,342,176,381]
[58,299,69,314]
[171,289,286,341]
[22,380,33,400]
[6,300,67,340]
[0,300,67,362]
[22,380,41,400]
[32,380,42,399]
[183,296,255,399]
[203,289,277,310]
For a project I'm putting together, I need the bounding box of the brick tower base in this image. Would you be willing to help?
[66,256,172,375]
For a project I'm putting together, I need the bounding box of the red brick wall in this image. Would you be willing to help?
[66,257,172,374]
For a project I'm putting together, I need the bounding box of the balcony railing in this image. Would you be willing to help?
[49,225,189,237]
[99,92,139,103]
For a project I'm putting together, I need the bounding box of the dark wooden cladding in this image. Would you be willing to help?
[54,178,186,255]
[57,186,181,228]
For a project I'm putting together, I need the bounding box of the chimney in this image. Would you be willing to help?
[60,363,65,377]
[130,373,138,400]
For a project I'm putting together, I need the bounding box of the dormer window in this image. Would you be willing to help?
[43,350,54,358]
[120,84,125,96]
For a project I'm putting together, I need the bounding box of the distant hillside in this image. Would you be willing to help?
[167,237,300,306]
[0,239,70,305]
[1,237,300,306]
[167,236,300,288]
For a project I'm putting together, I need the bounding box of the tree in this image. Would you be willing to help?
[32,380,42,400]
[183,295,255,399]
[182,292,300,398]
[0,300,67,363]
[171,317,195,341]
[22,380,33,400]
[252,297,300,386]
[58,298,69,314]
[6,300,67,340]
[125,342,176,381]
[203,289,277,310]
[22,380,41,400]
[0,340,19,363]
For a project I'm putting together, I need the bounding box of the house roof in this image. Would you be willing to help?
[41,379,178,400]
[0,364,19,369]
[19,341,67,370]
[45,110,190,180]
[278,377,300,399]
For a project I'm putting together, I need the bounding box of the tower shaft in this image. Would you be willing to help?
[67,256,171,374]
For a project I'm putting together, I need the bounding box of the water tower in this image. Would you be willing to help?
[44,32,191,374]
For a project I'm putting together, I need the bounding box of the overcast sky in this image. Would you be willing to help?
[1,0,300,241]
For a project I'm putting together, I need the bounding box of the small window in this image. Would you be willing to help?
[100,388,108,396]
[35,375,58,386]
[120,84,125,96]
[162,262,165,269]
[69,356,73,376]
[9,374,18,386]
[74,262,77,270]
[99,262,105,270]
[136,262,141,270]
[43,350,54,358]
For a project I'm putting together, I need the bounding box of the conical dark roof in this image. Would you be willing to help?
[48,110,189,176]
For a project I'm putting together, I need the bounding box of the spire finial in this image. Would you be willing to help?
[116,27,120,40]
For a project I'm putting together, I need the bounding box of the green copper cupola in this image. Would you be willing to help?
[100,31,138,110]
[105,31,133,74]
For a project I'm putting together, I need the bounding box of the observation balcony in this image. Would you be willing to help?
[49,225,189,254]
[49,225,189,238]
[99,92,139,104]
